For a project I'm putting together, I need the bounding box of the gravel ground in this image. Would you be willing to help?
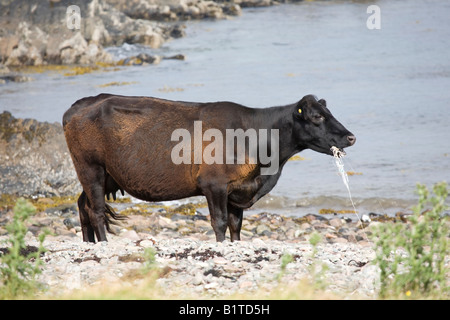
[9,229,379,299]
[2,203,448,300]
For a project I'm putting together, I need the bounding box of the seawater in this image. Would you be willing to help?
[1,0,449,216]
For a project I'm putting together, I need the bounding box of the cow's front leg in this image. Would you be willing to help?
[202,184,229,242]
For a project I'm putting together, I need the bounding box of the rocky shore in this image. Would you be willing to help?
[0,111,79,197]
[0,198,381,299]
[0,0,185,68]
[0,0,295,70]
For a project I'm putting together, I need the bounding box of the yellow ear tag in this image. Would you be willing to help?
[298,108,302,114]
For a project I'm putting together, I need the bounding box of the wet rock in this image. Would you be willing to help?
[118,53,161,66]
[0,74,33,84]
[163,54,186,61]
[170,25,186,38]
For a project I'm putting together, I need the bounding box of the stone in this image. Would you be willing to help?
[256,224,270,235]
[213,257,228,265]
[121,230,140,241]
[158,216,178,230]
[329,217,343,228]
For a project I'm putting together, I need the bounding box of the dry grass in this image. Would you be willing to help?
[42,271,343,300]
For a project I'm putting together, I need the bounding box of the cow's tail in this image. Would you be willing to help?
[104,204,127,234]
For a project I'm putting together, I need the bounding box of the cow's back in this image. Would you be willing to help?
[63,94,205,201]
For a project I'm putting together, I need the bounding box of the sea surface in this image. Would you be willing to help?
[1,0,449,217]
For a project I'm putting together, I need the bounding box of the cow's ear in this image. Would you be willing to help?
[318,99,327,107]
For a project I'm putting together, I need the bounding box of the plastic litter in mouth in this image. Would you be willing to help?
[331,146,349,190]
[330,146,362,225]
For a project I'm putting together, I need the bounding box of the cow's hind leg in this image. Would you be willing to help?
[77,165,108,242]
[78,191,95,242]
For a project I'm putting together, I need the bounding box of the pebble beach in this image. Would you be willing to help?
[1,202,383,299]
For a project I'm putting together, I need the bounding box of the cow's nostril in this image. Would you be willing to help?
[347,135,356,146]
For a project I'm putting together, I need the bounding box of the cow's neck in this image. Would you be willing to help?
[258,104,305,168]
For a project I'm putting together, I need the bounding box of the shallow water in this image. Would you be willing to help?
[1,0,449,216]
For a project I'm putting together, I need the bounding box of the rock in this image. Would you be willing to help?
[0,75,33,84]
[59,33,113,65]
[121,229,141,241]
[344,233,358,243]
[170,25,186,38]
[118,53,161,66]
[212,257,228,265]
[63,218,80,230]
[239,280,254,289]
[192,271,204,285]
[163,54,186,61]
[158,216,178,230]
[0,111,80,197]
[45,203,78,217]
[256,223,271,235]
[298,222,310,229]
[194,219,211,230]
[304,213,328,222]
[284,228,295,239]
[329,217,343,228]
[59,32,88,64]
[0,0,183,66]
[109,0,242,22]
[3,22,46,66]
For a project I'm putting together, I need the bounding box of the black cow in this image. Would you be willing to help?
[63,94,355,242]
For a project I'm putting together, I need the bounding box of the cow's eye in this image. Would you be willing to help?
[312,114,325,123]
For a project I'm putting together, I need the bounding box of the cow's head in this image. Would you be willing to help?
[293,95,356,156]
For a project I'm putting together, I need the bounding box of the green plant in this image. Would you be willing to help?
[141,247,157,273]
[0,198,47,299]
[307,232,328,290]
[276,252,294,281]
[372,182,449,299]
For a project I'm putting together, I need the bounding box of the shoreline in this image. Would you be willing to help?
[0,0,284,73]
